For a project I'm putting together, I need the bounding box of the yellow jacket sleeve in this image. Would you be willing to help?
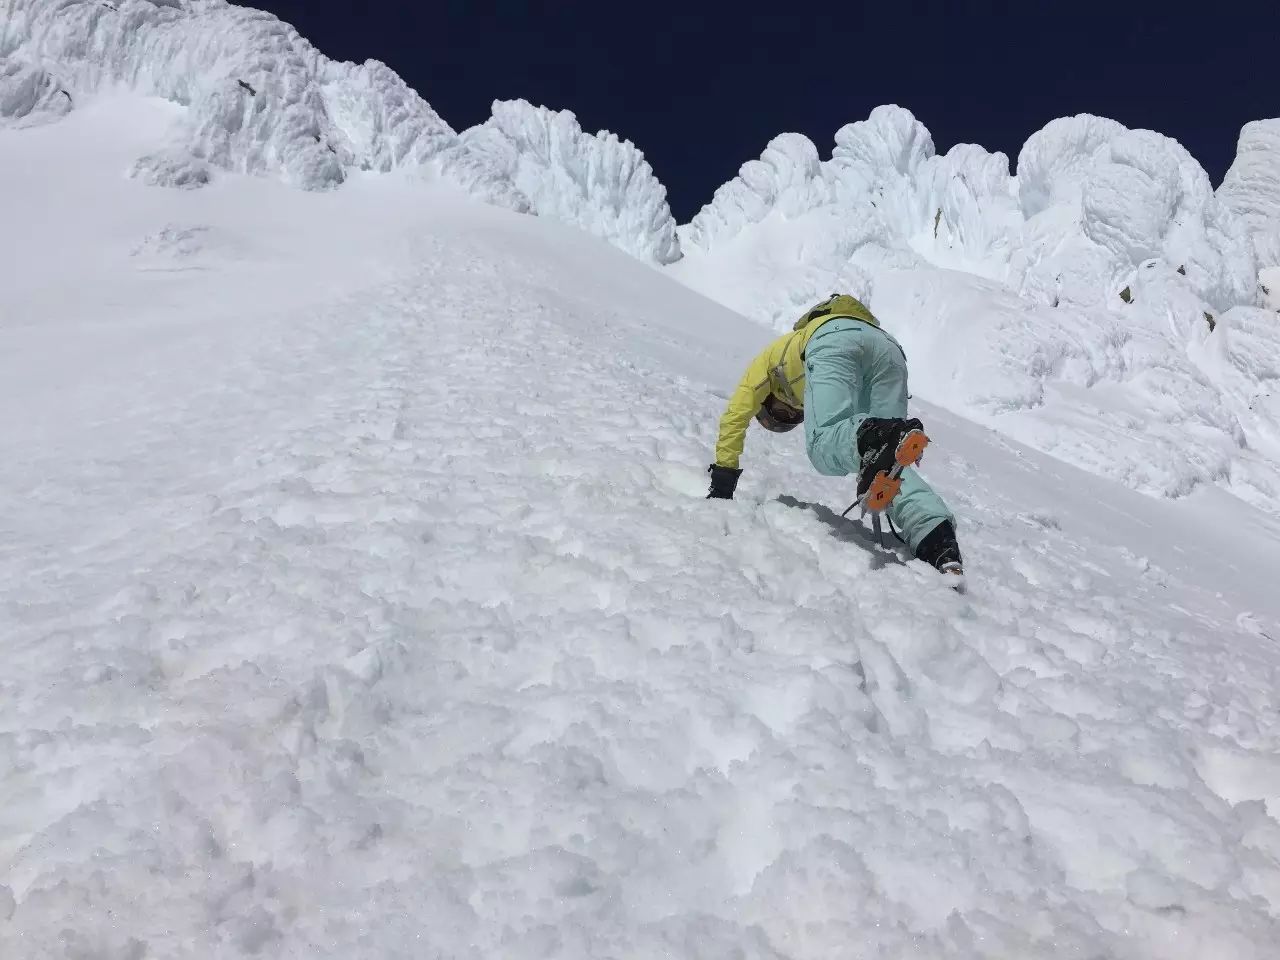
[713,347,773,469]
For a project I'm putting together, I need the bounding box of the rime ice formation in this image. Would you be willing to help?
[0,0,456,189]
[446,100,681,264]
[681,132,831,253]
[1015,117,1256,313]
[1220,120,1280,269]
[680,108,1257,321]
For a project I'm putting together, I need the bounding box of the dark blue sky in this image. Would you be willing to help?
[253,2,1277,221]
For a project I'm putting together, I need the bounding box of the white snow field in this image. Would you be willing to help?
[5,93,1280,960]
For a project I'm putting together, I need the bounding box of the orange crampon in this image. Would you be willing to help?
[862,472,904,512]
[862,429,930,513]
[895,428,930,468]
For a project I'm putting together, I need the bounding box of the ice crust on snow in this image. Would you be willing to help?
[1220,119,1280,269]
[445,100,681,264]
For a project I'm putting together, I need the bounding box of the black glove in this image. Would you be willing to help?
[706,464,743,499]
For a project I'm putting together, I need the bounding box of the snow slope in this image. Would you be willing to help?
[5,93,1280,960]
[671,106,1280,513]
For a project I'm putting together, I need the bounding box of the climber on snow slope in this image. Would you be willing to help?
[706,293,963,576]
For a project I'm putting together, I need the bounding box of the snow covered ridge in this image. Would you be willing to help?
[0,0,457,189]
[3,2,1274,274]
[0,1,682,263]
[682,106,1261,317]
[6,2,1273,277]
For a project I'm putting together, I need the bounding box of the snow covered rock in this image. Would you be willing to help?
[1220,119,1280,269]
[0,60,72,124]
[445,100,681,264]
[0,0,456,188]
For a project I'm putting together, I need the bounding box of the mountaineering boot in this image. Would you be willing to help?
[855,416,927,511]
[916,520,964,578]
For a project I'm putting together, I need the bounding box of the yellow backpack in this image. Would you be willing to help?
[793,292,879,332]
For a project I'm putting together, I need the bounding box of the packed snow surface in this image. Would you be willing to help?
[4,94,1280,960]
